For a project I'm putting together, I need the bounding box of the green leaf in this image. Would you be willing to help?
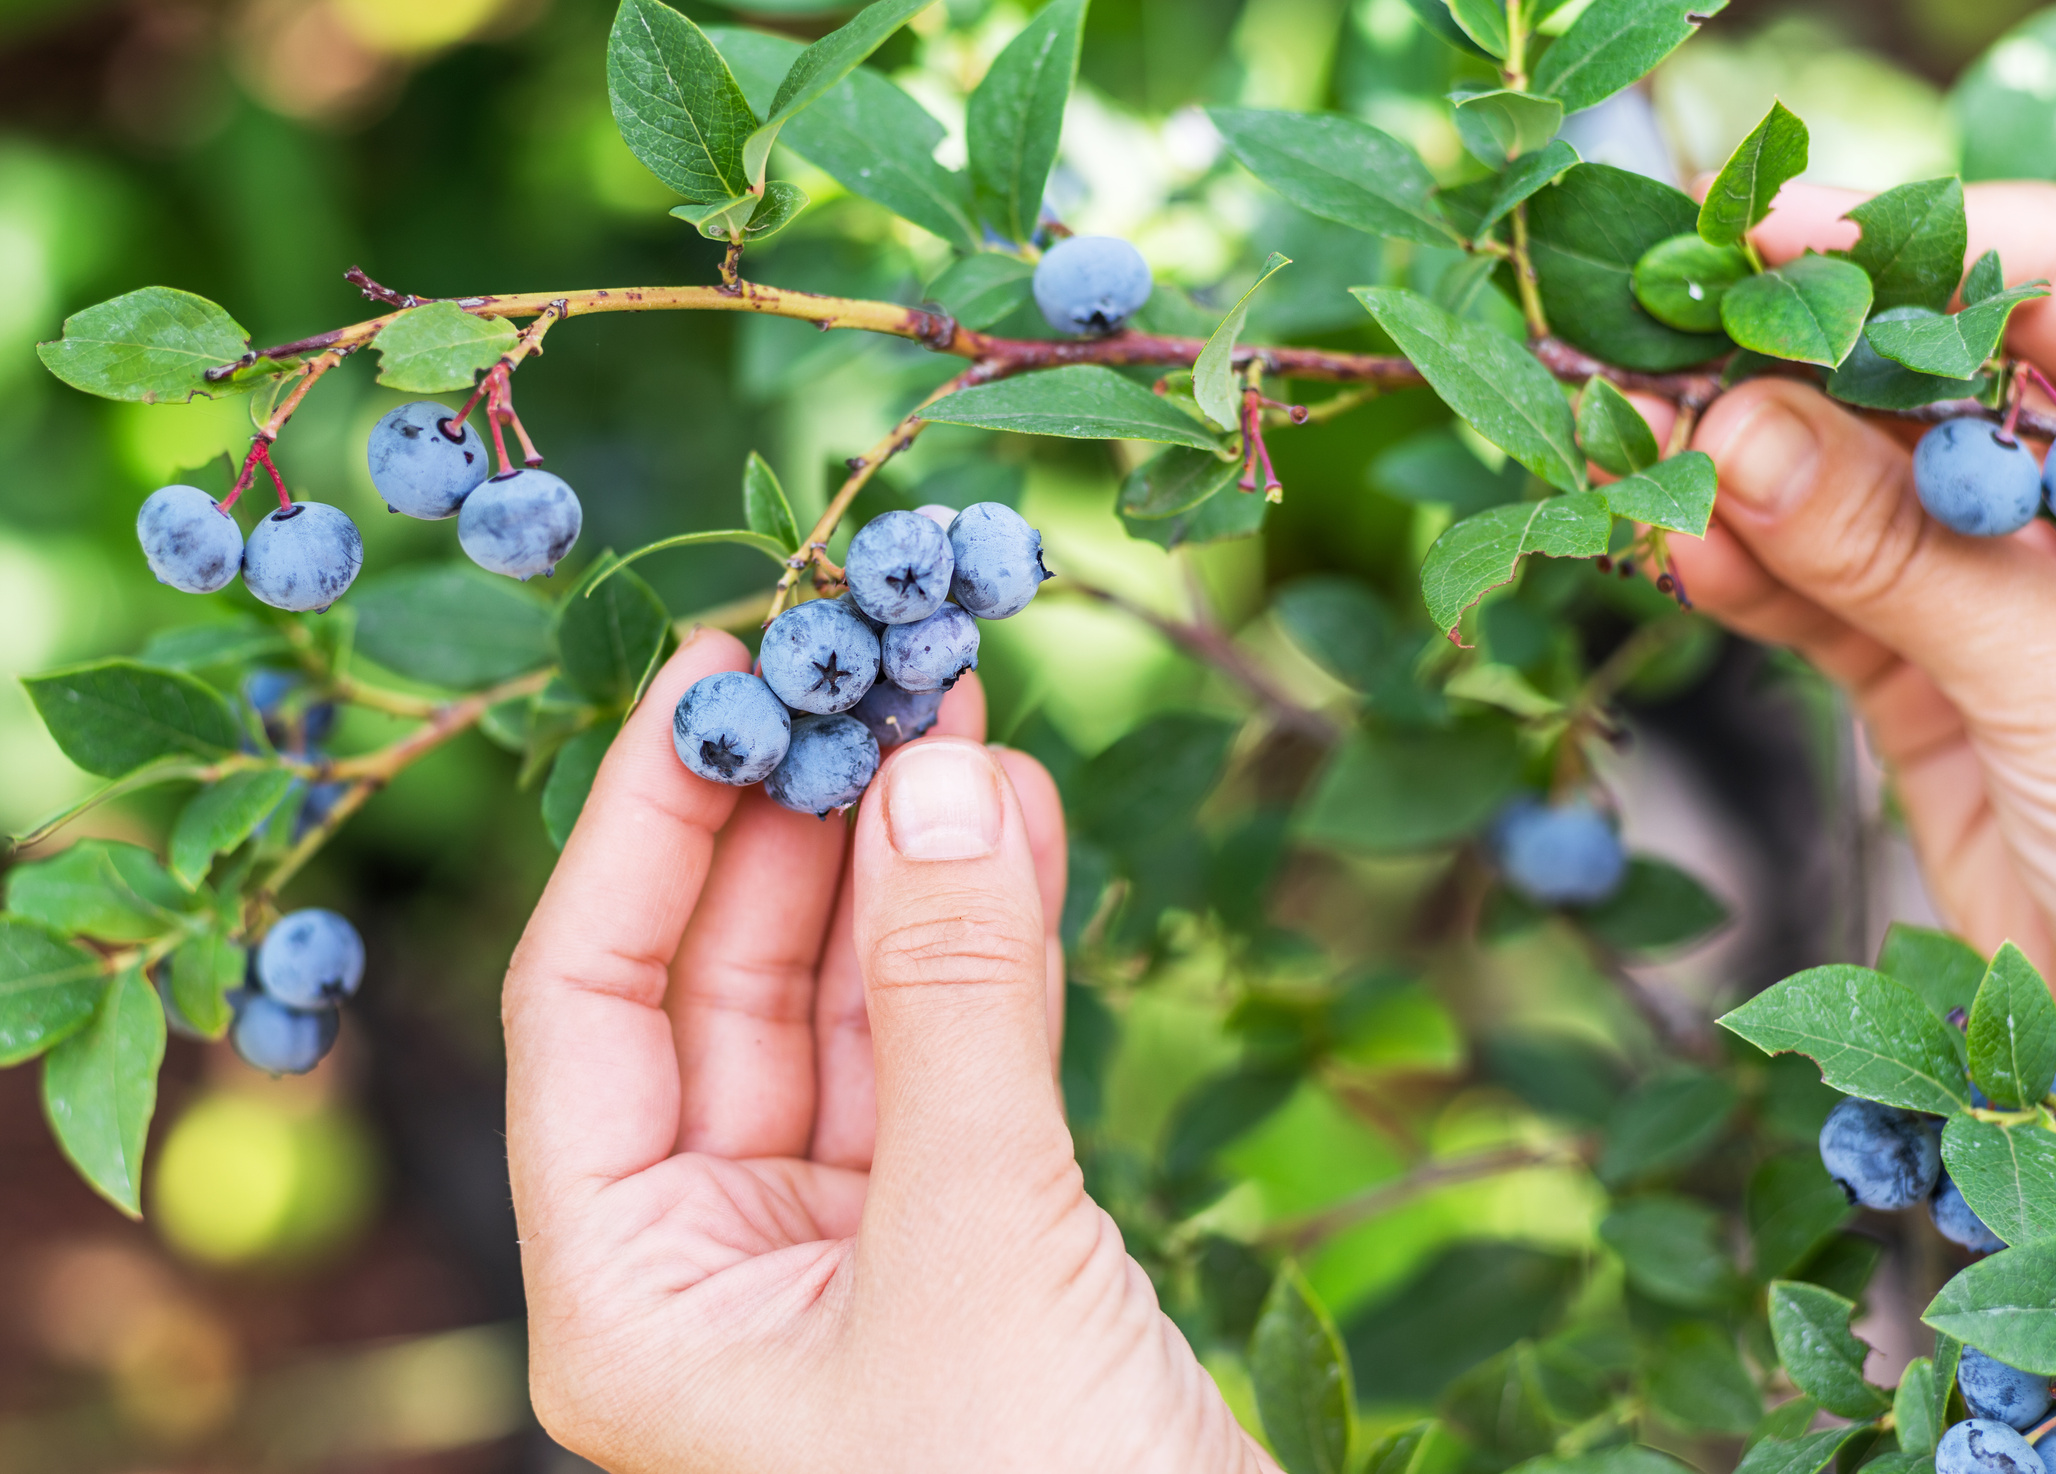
[1721,255,1874,368]
[670,193,758,239]
[1195,252,1291,431]
[1698,101,1809,247]
[742,452,800,553]
[1940,1112,2056,1248]
[1599,1068,1738,1182]
[1968,942,2056,1108]
[166,925,241,1040]
[139,618,291,672]
[0,920,107,1067]
[1273,576,1396,691]
[1576,377,1660,476]
[1249,1263,1354,1474]
[1751,1398,1822,1447]
[1718,964,1970,1114]
[740,181,809,240]
[1847,178,1969,314]
[1601,1194,1736,1308]
[167,768,295,888]
[24,659,243,778]
[1879,923,1987,1024]
[607,0,755,204]
[927,253,1036,330]
[1163,1064,1299,1179]
[1922,1238,2056,1374]
[1418,494,1612,635]
[967,0,1086,243]
[1444,0,1509,55]
[1734,1428,1871,1474]
[746,0,938,191]
[1933,1334,1963,1437]
[918,365,1223,449]
[351,563,554,689]
[1895,1358,1939,1459]
[556,559,670,705]
[36,286,251,404]
[42,967,164,1217]
[1827,312,1987,410]
[1633,233,1754,334]
[1473,140,1581,238]
[1601,452,1718,537]
[1374,428,1529,516]
[1747,1152,1853,1281]
[1577,854,1729,951]
[1644,1321,1764,1433]
[1401,0,1493,56]
[1118,445,1242,519]
[1965,249,2006,306]
[1452,90,1564,168]
[1865,284,2050,379]
[541,721,619,851]
[1298,721,1522,852]
[1209,109,1458,247]
[1767,1281,1890,1419]
[1070,713,1236,855]
[1531,0,1731,114]
[372,302,516,392]
[1510,1448,1699,1474]
[6,840,192,943]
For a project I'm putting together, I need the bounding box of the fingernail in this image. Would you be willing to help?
[1719,402,1823,517]
[886,741,1001,861]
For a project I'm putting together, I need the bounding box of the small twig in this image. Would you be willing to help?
[1261,1144,1584,1252]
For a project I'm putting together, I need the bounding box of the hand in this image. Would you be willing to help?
[1666,182,2056,965]
[502,630,1273,1473]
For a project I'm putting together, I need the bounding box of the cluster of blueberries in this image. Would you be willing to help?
[222,909,363,1076]
[134,400,583,609]
[672,503,1047,815]
[1912,416,2056,539]
[1491,797,1627,908]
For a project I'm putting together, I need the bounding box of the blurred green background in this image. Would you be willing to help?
[0,0,2051,1469]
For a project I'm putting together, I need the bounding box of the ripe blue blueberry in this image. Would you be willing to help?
[230,988,341,1077]
[765,713,880,818]
[1933,1173,2007,1254]
[839,591,885,632]
[761,597,880,715]
[1032,235,1154,335]
[137,484,243,594]
[1914,418,2041,537]
[882,603,980,692]
[1818,1096,1941,1209]
[1491,799,1626,907]
[241,502,364,612]
[367,401,490,519]
[673,671,792,784]
[1961,1348,2052,1430]
[1939,1421,2045,1474]
[947,501,1049,619]
[847,510,955,625]
[256,907,365,1009]
[851,679,945,748]
[458,468,583,580]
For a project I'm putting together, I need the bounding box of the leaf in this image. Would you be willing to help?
[1767,1281,1890,1419]
[1827,313,1987,411]
[1865,284,2050,379]
[1747,1152,1853,1281]
[1577,854,1728,950]
[1721,255,1874,368]
[1644,1321,1764,1433]
[1922,1238,2056,1375]
[1374,428,1529,516]
[36,286,251,404]
[1879,923,1988,1023]
[602,528,794,578]
[0,920,107,1067]
[5,839,191,943]
[926,253,1036,330]
[1734,1429,1871,1474]
[1531,0,1732,114]
[1118,445,1242,520]
[607,0,755,204]
[371,301,516,392]
[1847,178,1970,314]
[1599,1068,1738,1182]
[1418,494,1612,635]
[670,193,758,239]
[1401,0,1493,56]
[1698,102,1809,247]
[1576,377,1660,476]
[1601,452,1718,537]
[541,721,619,851]
[1718,965,1971,1114]
[139,618,291,672]
[556,558,670,705]
[740,181,809,240]
[167,768,296,888]
[746,0,938,192]
[1933,1333,1963,1439]
[1069,713,1236,855]
[1273,577,1396,691]
[1968,942,2056,1108]
[1601,1194,1735,1307]
[966,0,1086,244]
[1633,233,1754,334]
[1895,1358,1939,1459]
[1940,1112,2056,1249]
[1195,252,1291,431]
[167,926,241,1040]
[1965,250,2006,306]
[1163,1064,1300,1179]
[351,563,554,689]
[42,967,165,1218]
[1209,109,1458,247]
[1445,0,1510,55]
[1509,1444,1698,1474]
[1452,90,1564,169]
[742,452,800,553]
[1250,1263,1355,1474]
[24,659,243,778]
[1473,140,1581,238]
[918,365,1223,449]
[1346,1243,1580,1405]
[1298,721,1522,852]
[1751,1398,1822,1447]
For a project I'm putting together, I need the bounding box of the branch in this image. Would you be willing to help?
[1260,1142,1587,1252]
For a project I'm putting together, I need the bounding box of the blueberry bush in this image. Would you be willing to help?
[9,0,2056,1468]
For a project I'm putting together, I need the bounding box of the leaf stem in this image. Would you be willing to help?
[7,754,265,853]
[1509,203,1551,340]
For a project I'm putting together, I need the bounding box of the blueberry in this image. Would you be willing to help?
[765,713,880,817]
[1032,235,1154,335]
[947,501,1048,619]
[672,671,792,784]
[137,484,243,594]
[1914,418,2041,537]
[1962,1348,2052,1430]
[1819,1096,1941,1209]
[245,670,335,754]
[458,468,582,580]
[1491,798,1626,907]
[241,502,364,612]
[846,510,955,625]
[838,591,885,633]
[255,908,365,1009]
[760,597,880,715]
[367,401,490,519]
[230,988,341,1077]
[851,679,945,748]
[1934,1173,2007,1254]
[293,777,347,841]
[882,603,980,692]
[1940,1421,2046,1474]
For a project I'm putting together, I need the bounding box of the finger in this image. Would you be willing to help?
[993,747,1068,1076]
[933,668,987,739]
[667,784,848,1159]
[1749,182,1865,264]
[504,630,749,1214]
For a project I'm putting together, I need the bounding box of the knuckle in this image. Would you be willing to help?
[866,899,1042,990]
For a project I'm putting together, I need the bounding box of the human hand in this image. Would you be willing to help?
[1664,182,2056,965]
[502,630,1273,1473]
